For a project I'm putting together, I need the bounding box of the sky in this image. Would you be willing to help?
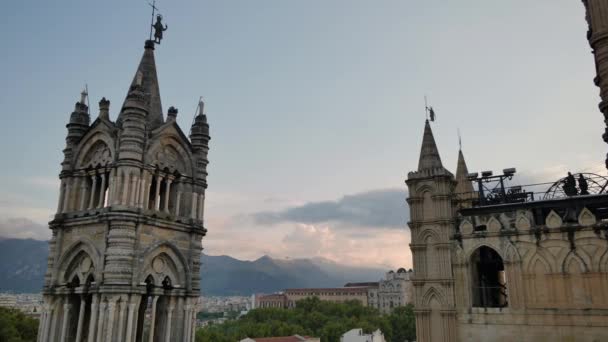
[0,0,605,269]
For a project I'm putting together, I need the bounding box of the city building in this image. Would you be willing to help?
[405,4,608,341]
[37,35,210,341]
[239,336,320,342]
[340,329,386,342]
[256,273,413,313]
[284,286,371,308]
[367,269,413,314]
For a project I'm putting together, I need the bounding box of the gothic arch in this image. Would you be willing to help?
[74,131,116,169]
[562,251,590,273]
[137,242,189,286]
[465,243,505,262]
[56,239,102,284]
[417,228,441,245]
[421,287,446,307]
[504,242,522,264]
[525,251,553,274]
[415,184,435,196]
[146,135,193,176]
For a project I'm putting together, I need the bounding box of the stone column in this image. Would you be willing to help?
[95,300,107,342]
[62,178,72,213]
[116,299,127,342]
[59,302,71,342]
[143,173,152,210]
[75,296,86,342]
[97,172,106,208]
[175,187,182,217]
[154,175,162,211]
[190,307,197,342]
[164,177,173,213]
[87,295,99,342]
[79,176,88,211]
[164,297,175,342]
[125,299,138,342]
[197,193,205,220]
[105,300,116,342]
[108,168,117,206]
[137,175,145,208]
[183,305,191,342]
[48,298,61,342]
[88,172,97,209]
[121,172,130,205]
[103,221,137,284]
[130,174,139,206]
[56,180,65,214]
[36,310,45,342]
[190,193,198,219]
[148,296,159,342]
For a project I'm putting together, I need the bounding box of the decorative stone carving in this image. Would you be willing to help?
[459,219,473,235]
[546,210,563,229]
[80,256,92,273]
[82,141,112,168]
[154,145,185,174]
[578,207,597,226]
[515,213,531,230]
[152,256,166,274]
[487,216,502,233]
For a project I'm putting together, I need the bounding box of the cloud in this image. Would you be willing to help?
[253,188,408,228]
[0,217,49,240]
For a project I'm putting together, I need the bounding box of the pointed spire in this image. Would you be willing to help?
[417,120,444,171]
[118,40,164,128]
[455,149,474,195]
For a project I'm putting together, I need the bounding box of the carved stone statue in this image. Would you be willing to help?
[152,15,168,44]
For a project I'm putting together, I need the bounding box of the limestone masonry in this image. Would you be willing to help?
[37,39,210,342]
[406,3,608,341]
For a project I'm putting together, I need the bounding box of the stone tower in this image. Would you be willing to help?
[38,39,210,342]
[584,0,608,168]
[405,120,457,342]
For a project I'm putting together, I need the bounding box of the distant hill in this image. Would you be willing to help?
[0,238,386,296]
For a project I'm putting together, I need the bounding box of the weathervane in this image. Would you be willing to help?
[148,0,168,44]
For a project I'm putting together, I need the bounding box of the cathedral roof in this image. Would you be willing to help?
[417,120,444,171]
[455,149,475,195]
[118,40,164,128]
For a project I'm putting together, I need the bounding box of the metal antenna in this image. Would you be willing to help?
[85,84,90,115]
[458,128,462,150]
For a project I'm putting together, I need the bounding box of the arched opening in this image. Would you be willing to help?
[471,246,508,308]
[136,275,155,342]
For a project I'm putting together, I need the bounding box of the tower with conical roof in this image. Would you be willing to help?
[38,38,209,342]
[405,120,457,342]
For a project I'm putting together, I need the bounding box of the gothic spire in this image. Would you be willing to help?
[118,40,164,128]
[417,120,444,171]
[455,148,474,195]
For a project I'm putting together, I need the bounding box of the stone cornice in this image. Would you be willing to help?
[50,208,206,234]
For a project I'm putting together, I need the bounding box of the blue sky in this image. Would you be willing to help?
[0,0,605,268]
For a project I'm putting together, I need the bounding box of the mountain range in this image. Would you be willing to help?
[0,238,386,296]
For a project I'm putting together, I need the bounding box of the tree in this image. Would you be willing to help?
[195,298,416,342]
[0,307,39,342]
